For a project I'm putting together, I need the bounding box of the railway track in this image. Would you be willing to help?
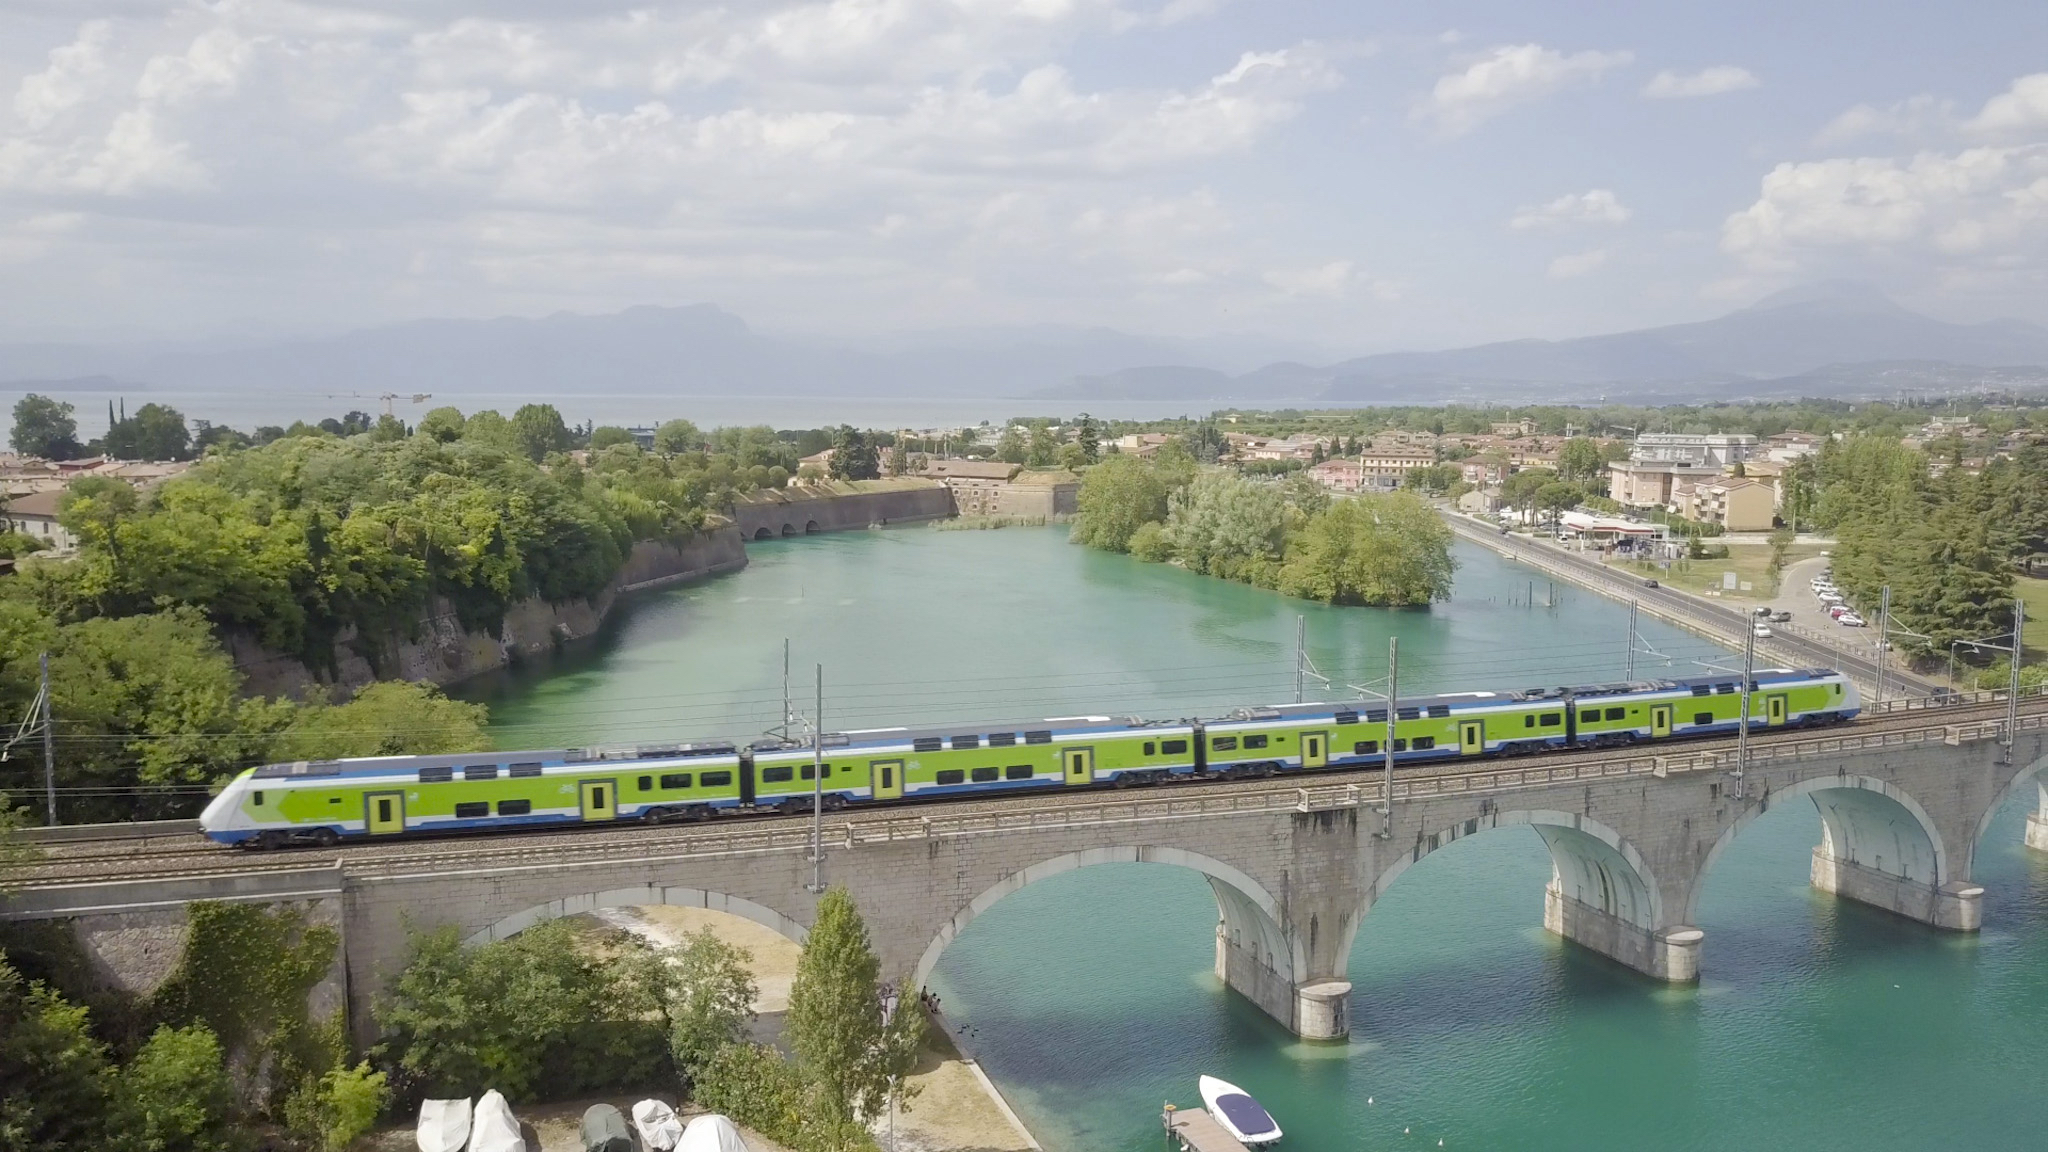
[14,691,2041,889]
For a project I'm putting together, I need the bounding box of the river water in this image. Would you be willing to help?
[461,526,2048,1151]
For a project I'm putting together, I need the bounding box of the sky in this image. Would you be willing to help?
[1,0,2046,353]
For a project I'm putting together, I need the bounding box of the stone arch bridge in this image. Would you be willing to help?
[7,703,2046,1045]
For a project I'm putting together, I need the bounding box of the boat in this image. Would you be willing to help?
[631,1100,685,1152]
[417,1099,471,1152]
[677,1114,751,1152]
[1199,1075,1282,1147]
[580,1104,632,1152]
[468,1090,525,1152]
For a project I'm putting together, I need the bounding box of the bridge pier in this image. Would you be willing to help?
[1543,885,1703,981]
[1809,848,1983,931]
[1213,925,1351,1040]
[2027,785,2048,853]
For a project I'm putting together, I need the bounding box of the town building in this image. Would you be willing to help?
[1630,433,1758,469]
[1358,445,1435,489]
[946,467,1078,518]
[1672,476,1775,532]
[1,489,76,552]
[1308,458,1366,492]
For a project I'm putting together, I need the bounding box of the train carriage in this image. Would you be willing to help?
[200,668,1860,846]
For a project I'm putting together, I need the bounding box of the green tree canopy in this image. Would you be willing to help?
[785,887,924,1124]
[509,404,573,462]
[0,953,113,1149]
[103,403,192,461]
[653,419,704,455]
[10,394,83,459]
[666,928,758,1083]
[589,426,636,450]
[1070,454,1171,553]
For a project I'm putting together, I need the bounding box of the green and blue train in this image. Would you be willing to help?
[199,667,1860,847]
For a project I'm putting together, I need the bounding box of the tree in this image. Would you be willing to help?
[589,426,635,451]
[272,681,489,761]
[1075,413,1100,463]
[885,442,909,477]
[827,426,879,481]
[1160,472,1288,584]
[284,1061,388,1152]
[1533,480,1585,529]
[0,954,113,1149]
[510,404,572,462]
[10,394,82,459]
[103,403,192,461]
[1070,455,1170,553]
[1557,437,1605,483]
[417,407,467,443]
[666,929,758,1083]
[993,426,1027,464]
[1026,425,1058,467]
[785,887,924,1124]
[121,1024,236,1152]
[1278,492,1457,606]
[653,419,704,455]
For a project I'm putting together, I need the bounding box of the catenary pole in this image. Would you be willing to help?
[41,651,56,826]
[1735,624,1755,798]
[810,663,824,894]
[1875,584,1892,704]
[1382,637,1398,833]
[2008,597,2026,753]
[1626,600,1638,679]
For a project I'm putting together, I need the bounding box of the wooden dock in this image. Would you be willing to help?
[1162,1104,1249,1152]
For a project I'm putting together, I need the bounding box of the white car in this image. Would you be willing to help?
[1838,613,1867,627]
[1752,623,1773,638]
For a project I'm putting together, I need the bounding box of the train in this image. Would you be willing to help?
[198,667,1860,847]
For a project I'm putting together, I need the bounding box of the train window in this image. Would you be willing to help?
[1244,734,1269,749]
[660,773,691,789]
[700,771,733,787]
[1694,712,1714,726]
[1717,684,1736,695]
[1025,730,1053,745]
[1162,739,1189,755]
[498,800,531,816]
[1393,739,1408,752]
[253,791,265,806]
[952,735,980,750]
[1365,709,1388,723]
[762,767,794,783]
[913,737,943,752]
[1606,707,1627,721]
[1144,742,1157,756]
[936,770,966,785]
[800,764,818,780]
[1414,736,1436,750]
[510,762,543,778]
[989,732,1017,747]
[1005,765,1033,780]
[1524,715,1536,728]
[418,767,453,783]
[1334,710,1359,725]
[971,766,999,783]
[1691,685,1713,697]
[455,802,489,819]
[1211,736,1238,751]
[1427,705,1451,719]
[638,776,653,792]
[1540,712,1561,726]
[1397,707,1420,721]
[1580,711,1598,724]
[463,764,498,780]
[1354,740,1377,755]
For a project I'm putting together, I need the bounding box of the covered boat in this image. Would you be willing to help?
[631,1100,685,1151]
[580,1104,632,1152]
[677,1114,751,1152]
[1199,1075,1281,1147]
[468,1090,525,1152]
[417,1099,471,1152]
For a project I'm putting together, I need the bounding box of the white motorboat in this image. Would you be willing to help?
[1199,1075,1282,1146]
[417,1099,471,1152]
[469,1090,525,1152]
[631,1100,685,1152]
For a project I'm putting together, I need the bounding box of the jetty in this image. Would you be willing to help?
[1162,1103,1249,1152]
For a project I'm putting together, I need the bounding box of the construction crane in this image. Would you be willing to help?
[325,392,433,416]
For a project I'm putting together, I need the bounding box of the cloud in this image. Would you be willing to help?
[1641,65,1758,99]
[1547,248,1607,278]
[1263,260,1354,296]
[1510,189,1629,230]
[13,20,112,130]
[1814,94,1955,147]
[1964,72,2048,136]
[1420,43,1631,136]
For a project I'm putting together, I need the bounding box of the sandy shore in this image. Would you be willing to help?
[361,1096,794,1152]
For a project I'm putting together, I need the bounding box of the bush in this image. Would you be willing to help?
[285,1061,389,1152]
[121,1024,236,1152]
[1126,521,1173,563]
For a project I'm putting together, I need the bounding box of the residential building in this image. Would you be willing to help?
[1,490,76,551]
[1762,431,1821,463]
[1359,445,1435,489]
[1308,458,1366,493]
[1490,419,1538,437]
[1607,460,1712,507]
[1630,433,1758,469]
[1675,476,1775,532]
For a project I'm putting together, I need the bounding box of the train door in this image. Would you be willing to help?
[1766,694,1788,726]
[1651,705,1671,738]
[1063,747,1094,785]
[579,779,617,822]
[871,759,903,800]
[365,792,404,835]
[739,762,757,806]
[1459,720,1484,755]
[1301,732,1327,768]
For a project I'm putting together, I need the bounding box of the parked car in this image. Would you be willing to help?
[1839,613,1867,627]
[1771,611,1792,622]
[1828,604,1850,618]
[1753,605,1773,617]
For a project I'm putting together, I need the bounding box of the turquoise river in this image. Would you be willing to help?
[460,526,2048,1152]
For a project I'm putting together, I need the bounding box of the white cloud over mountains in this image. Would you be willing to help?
[1420,43,1631,136]
[1510,189,1630,230]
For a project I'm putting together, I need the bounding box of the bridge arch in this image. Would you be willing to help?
[805,520,820,534]
[912,846,1300,991]
[462,885,809,950]
[1968,744,2048,857]
[1354,809,1665,974]
[781,523,796,537]
[753,527,773,541]
[1684,773,1948,924]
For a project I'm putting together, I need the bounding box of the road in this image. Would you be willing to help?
[1440,512,1938,698]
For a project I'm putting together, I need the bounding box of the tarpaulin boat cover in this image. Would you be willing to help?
[580,1104,632,1152]
[469,1090,525,1152]
[631,1100,685,1151]
[677,1114,750,1152]
[417,1099,471,1152]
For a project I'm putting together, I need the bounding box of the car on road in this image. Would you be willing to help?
[1642,578,1659,588]
[1839,613,1867,627]
[1753,605,1773,617]
[1752,623,1773,638]
[1771,611,1792,622]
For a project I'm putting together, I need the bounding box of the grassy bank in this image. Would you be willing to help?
[1603,541,1829,601]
